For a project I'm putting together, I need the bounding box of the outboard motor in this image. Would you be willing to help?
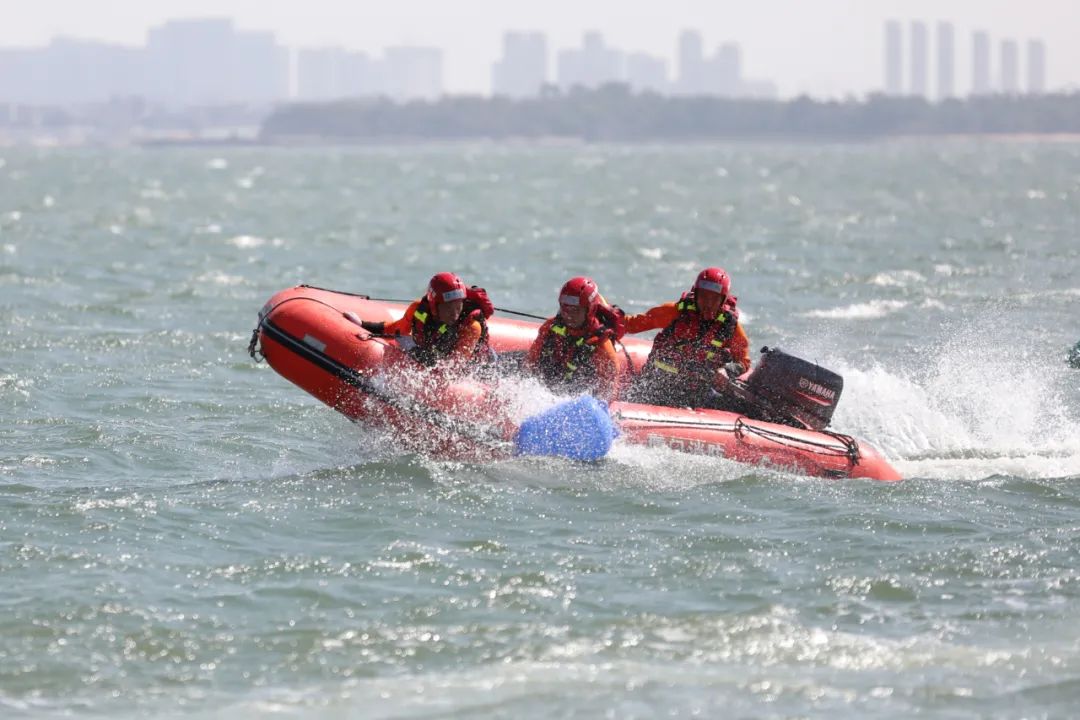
[732,347,843,430]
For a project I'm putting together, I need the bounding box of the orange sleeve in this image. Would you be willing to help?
[727,322,751,370]
[525,318,555,370]
[624,303,679,334]
[381,300,420,336]
[451,319,483,359]
[591,339,622,401]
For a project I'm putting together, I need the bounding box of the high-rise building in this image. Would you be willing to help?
[146,18,235,105]
[145,18,287,105]
[936,22,955,99]
[0,39,144,104]
[0,18,287,106]
[48,38,145,104]
[0,49,37,103]
[233,30,288,103]
[972,31,992,95]
[296,47,347,101]
[909,21,928,97]
[1000,39,1019,93]
[1027,39,1046,94]
[624,52,667,93]
[382,46,442,101]
[884,20,902,95]
[339,51,380,98]
[674,31,745,97]
[297,48,381,100]
[677,30,704,95]
[491,31,547,98]
[556,32,623,90]
[700,43,741,96]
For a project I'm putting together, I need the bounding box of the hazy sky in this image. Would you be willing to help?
[4,0,1078,97]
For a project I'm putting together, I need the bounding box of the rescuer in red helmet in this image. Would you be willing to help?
[623,267,751,409]
[525,276,627,401]
[356,272,494,368]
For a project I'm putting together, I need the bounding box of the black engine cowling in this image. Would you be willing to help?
[732,347,844,430]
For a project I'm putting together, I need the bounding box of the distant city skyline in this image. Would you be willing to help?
[0,19,1064,107]
[883,21,1047,99]
[2,0,1078,98]
[1,20,783,106]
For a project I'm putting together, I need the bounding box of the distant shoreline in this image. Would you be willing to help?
[6,87,1080,148]
[258,89,1080,144]
[133,132,1080,149]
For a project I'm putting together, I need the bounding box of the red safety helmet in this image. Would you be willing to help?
[559,276,600,316]
[694,267,731,299]
[426,272,467,309]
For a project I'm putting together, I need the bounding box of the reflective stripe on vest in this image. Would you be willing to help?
[545,323,595,380]
[647,296,734,377]
[413,309,448,335]
[652,360,680,374]
[677,298,727,325]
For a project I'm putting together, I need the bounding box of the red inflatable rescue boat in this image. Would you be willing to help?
[249,285,901,481]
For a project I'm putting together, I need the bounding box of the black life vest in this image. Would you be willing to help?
[536,313,618,391]
[409,296,490,367]
[642,292,740,385]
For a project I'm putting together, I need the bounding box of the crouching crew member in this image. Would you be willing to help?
[623,267,750,409]
[356,272,494,369]
[526,276,626,401]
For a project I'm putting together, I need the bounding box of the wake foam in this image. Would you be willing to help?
[826,321,1080,481]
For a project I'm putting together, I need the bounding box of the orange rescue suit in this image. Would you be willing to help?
[622,293,751,408]
[625,297,750,370]
[526,316,623,401]
[377,299,485,368]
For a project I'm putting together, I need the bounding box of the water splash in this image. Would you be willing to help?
[830,320,1080,480]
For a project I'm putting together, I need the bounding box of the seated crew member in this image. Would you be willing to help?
[352,272,494,369]
[525,276,626,402]
[623,267,751,409]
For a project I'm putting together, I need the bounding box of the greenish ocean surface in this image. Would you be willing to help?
[2,142,1080,718]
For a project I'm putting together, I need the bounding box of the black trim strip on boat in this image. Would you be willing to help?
[261,317,374,393]
[259,315,513,452]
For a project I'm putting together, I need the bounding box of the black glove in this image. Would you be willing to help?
[713,311,738,341]
[360,320,386,334]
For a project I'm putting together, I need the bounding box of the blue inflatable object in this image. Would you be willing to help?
[514,395,618,461]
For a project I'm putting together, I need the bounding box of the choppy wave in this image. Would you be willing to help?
[801,300,909,320]
[830,322,1080,480]
[4,143,1080,719]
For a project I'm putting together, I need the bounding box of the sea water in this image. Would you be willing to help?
[2,142,1079,718]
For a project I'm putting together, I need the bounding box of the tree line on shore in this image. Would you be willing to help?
[261,85,1080,141]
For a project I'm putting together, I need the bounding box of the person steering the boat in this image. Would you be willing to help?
[622,267,751,409]
[354,272,494,369]
[525,276,627,402]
